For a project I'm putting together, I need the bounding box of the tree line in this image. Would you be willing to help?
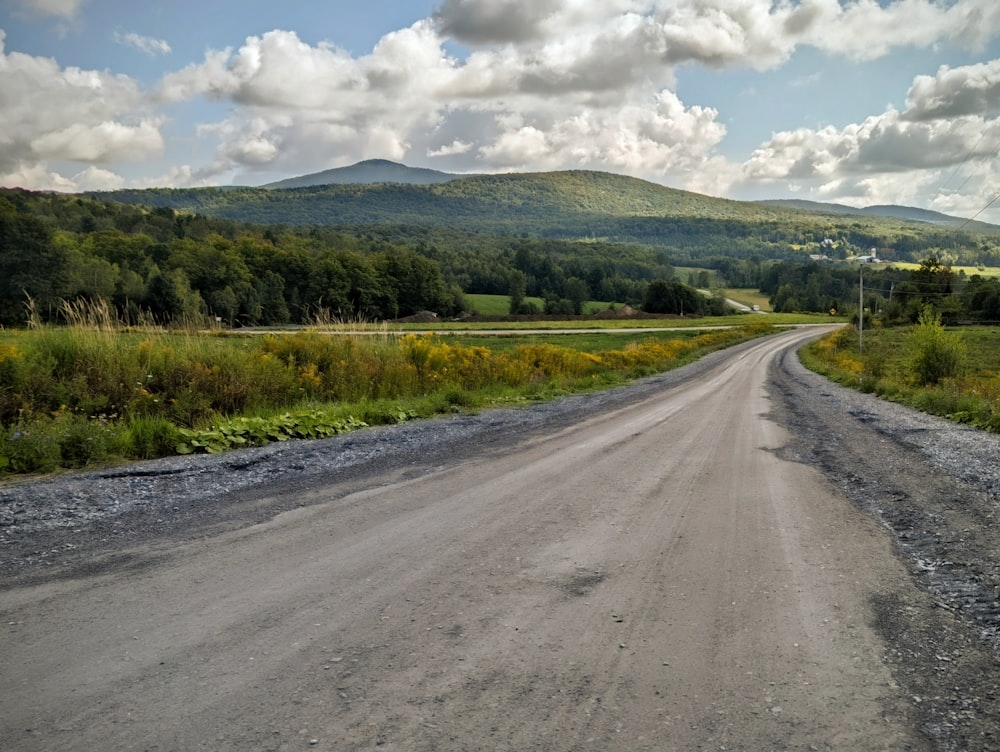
[4,188,999,328]
[756,258,1000,323]
[0,189,668,326]
[0,192,460,326]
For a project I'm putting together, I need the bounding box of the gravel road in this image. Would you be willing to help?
[2,326,1000,751]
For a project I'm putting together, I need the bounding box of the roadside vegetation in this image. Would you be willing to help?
[801,308,1000,433]
[0,304,777,476]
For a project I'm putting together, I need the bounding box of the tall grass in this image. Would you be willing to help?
[0,302,776,474]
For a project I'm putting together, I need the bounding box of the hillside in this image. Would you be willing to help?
[758,198,999,233]
[95,169,833,236]
[92,168,996,266]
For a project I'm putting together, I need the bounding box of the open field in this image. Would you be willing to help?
[391,312,832,331]
[464,293,627,316]
[464,293,543,315]
[889,262,1000,277]
[720,287,773,311]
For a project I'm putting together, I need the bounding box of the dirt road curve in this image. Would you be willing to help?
[0,327,970,751]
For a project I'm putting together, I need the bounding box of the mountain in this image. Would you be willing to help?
[97,169,804,229]
[757,199,999,232]
[91,166,1000,267]
[262,159,462,189]
[259,164,999,232]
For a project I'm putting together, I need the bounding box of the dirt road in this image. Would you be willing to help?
[0,328,947,750]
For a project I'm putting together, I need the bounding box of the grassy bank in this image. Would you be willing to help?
[1,320,778,476]
[800,321,1000,433]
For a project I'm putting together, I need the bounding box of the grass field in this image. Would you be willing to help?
[721,288,772,311]
[464,293,621,316]
[465,289,776,316]
[392,311,832,331]
[888,262,1000,277]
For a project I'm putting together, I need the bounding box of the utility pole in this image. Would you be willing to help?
[859,263,864,353]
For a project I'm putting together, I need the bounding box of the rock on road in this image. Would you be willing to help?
[0,327,973,751]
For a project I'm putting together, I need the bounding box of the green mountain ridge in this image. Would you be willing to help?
[758,198,997,232]
[94,168,822,229]
[88,164,1000,268]
[255,160,999,231]
[97,161,999,234]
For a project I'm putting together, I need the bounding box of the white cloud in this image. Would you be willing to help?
[30,119,164,162]
[71,165,125,191]
[904,59,1000,120]
[740,95,1000,217]
[744,52,1000,189]
[805,0,1000,61]
[156,25,455,174]
[0,29,164,191]
[743,109,992,183]
[113,30,172,57]
[479,90,726,179]
[427,139,472,157]
[8,0,86,21]
[433,0,563,44]
[0,162,77,191]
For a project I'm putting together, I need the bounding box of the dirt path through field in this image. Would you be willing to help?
[1,328,928,751]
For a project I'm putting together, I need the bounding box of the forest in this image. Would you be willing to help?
[1,188,671,326]
[3,167,1000,328]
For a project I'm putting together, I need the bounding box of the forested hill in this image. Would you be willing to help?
[92,169,997,265]
[758,198,999,233]
[97,170,784,229]
[5,181,1000,329]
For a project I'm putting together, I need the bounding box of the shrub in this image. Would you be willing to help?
[907,306,966,386]
[0,420,62,474]
[119,415,179,459]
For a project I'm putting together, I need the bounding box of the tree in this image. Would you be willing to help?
[207,286,239,326]
[564,277,589,315]
[377,249,450,318]
[0,201,67,325]
[508,270,526,314]
[255,270,290,325]
[643,279,702,315]
[145,268,203,324]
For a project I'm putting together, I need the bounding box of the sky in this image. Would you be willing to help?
[3,0,1000,222]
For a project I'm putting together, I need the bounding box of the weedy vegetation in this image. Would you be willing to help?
[0,303,777,475]
[801,309,1000,433]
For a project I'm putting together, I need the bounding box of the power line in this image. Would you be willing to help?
[936,123,992,196]
[929,118,1000,230]
[957,192,1000,231]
